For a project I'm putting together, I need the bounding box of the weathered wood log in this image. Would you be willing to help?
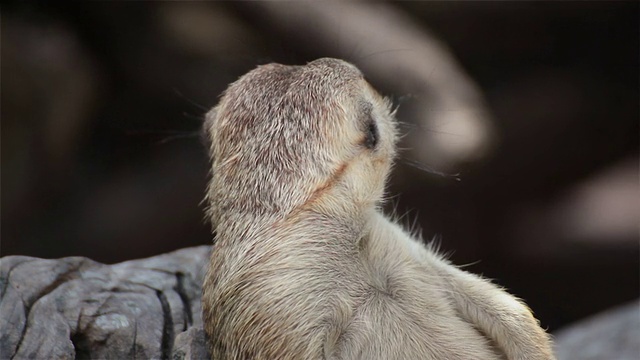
[2,247,638,359]
[0,246,211,360]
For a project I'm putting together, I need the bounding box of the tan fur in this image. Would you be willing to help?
[202,58,555,360]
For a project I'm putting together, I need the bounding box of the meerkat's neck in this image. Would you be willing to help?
[213,205,370,252]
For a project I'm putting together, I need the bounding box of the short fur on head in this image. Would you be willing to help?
[202,58,555,360]
[203,58,396,231]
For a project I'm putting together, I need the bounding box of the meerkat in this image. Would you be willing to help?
[201,58,555,360]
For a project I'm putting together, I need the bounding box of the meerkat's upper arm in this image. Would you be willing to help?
[366,211,556,360]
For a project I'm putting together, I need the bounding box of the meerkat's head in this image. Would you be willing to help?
[204,58,397,229]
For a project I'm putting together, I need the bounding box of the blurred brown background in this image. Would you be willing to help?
[2,1,638,332]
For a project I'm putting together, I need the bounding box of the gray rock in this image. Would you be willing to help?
[0,246,212,360]
[173,327,210,360]
[554,301,640,360]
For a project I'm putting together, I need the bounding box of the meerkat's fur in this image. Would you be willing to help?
[202,58,555,360]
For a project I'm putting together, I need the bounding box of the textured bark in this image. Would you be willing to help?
[0,246,211,360]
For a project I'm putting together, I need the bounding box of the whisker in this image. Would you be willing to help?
[156,132,200,145]
[183,112,206,122]
[403,159,461,181]
[125,129,201,145]
[397,122,462,137]
[126,129,196,136]
[173,88,209,112]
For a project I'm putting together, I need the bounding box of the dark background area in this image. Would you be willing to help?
[2,1,638,332]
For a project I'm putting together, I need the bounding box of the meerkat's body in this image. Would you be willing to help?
[202,58,555,359]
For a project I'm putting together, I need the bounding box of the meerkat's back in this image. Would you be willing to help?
[201,58,555,360]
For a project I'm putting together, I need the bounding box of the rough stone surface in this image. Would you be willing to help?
[554,301,640,360]
[173,327,210,360]
[0,246,212,360]
[2,246,637,359]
